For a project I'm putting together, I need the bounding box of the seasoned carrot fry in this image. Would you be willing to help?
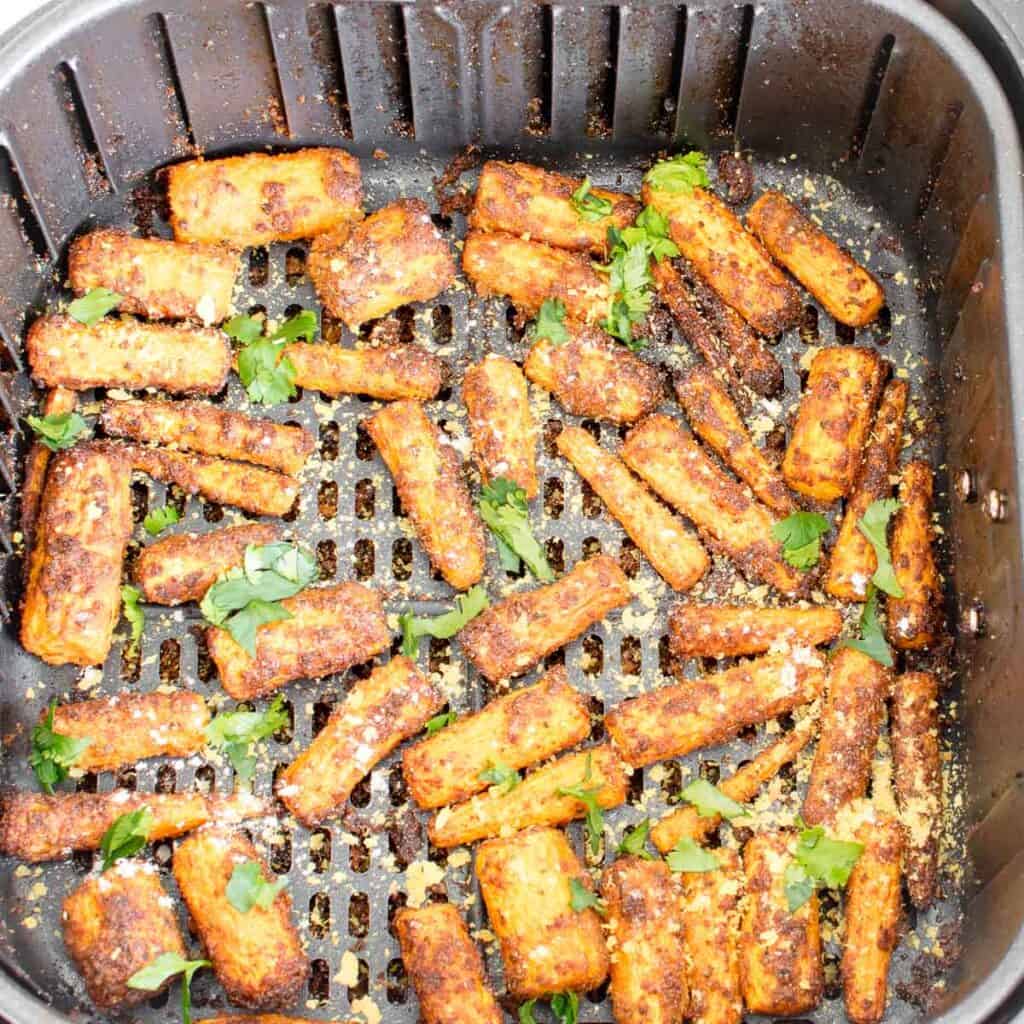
[168,147,362,246]
[27,315,231,395]
[20,386,77,569]
[395,903,504,1024]
[403,665,591,809]
[428,744,629,848]
[459,553,631,682]
[469,160,641,256]
[606,650,825,769]
[173,828,308,1009]
[891,671,942,908]
[825,379,909,601]
[651,257,782,401]
[620,414,802,595]
[747,191,886,328]
[887,461,944,649]
[782,346,886,503]
[462,228,610,324]
[47,690,209,774]
[68,228,239,323]
[133,523,281,605]
[674,365,795,515]
[207,582,389,701]
[667,603,842,659]
[651,719,816,854]
[63,860,186,1009]
[118,443,299,517]
[602,856,688,1024]
[100,399,315,476]
[0,789,267,863]
[842,817,904,1024]
[366,399,485,590]
[476,826,610,998]
[21,444,133,667]
[739,831,824,1016]
[277,656,443,826]
[556,425,708,590]
[285,341,446,400]
[802,648,890,825]
[642,181,801,335]
[463,354,538,497]
[679,847,744,1024]
[524,324,663,424]
[309,199,455,329]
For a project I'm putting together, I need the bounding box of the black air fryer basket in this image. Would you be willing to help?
[1,1,1024,1022]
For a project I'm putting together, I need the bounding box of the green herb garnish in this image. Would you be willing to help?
[784,824,864,911]
[121,584,144,653]
[666,837,720,873]
[227,309,317,407]
[680,778,748,821]
[857,498,904,597]
[570,177,614,222]
[568,876,606,916]
[28,700,90,794]
[644,150,710,193]
[617,818,655,860]
[99,807,153,871]
[557,753,605,856]
[143,504,180,536]
[67,287,122,326]
[478,477,553,580]
[772,511,831,569]
[528,297,569,345]
[25,411,89,451]
[841,583,893,667]
[127,952,210,1024]
[478,761,521,795]
[551,991,580,1024]
[425,710,458,736]
[399,584,490,659]
[226,859,289,913]
[205,694,288,781]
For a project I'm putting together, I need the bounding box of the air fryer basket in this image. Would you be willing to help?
[0,1,1023,1022]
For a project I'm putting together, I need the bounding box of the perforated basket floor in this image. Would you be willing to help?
[0,142,966,1024]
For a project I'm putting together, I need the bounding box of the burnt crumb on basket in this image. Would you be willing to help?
[434,144,482,218]
[717,152,755,205]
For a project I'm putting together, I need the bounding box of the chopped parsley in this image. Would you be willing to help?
[399,584,490,659]
[99,806,153,871]
[143,504,180,536]
[772,511,831,569]
[67,287,122,326]
[857,498,904,597]
[128,952,210,1024]
[784,824,864,911]
[226,859,289,912]
[841,583,893,667]
[478,761,521,795]
[617,818,655,860]
[205,694,289,781]
[478,477,553,580]
[568,876,606,916]
[528,298,569,345]
[570,177,614,222]
[25,411,89,451]
[557,753,605,856]
[643,150,710,193]
[29,700,90,793]
[666,837,720,873]
[680,778,748,821]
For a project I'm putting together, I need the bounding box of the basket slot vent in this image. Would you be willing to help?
[850,33,896,164]
[914,99,964,222]
[333,2,414,143]
[612,3,686,142]
[549,4,617,142]
[160,4,287,150]
[481,4,550,142]
[264,2,352,142]
[936,192,994,340]
[54,62,113,196]
[673,3,752,148]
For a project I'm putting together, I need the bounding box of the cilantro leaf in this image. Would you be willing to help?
[841,584,893,667]
[519,1000,538,1024]
[270,308,318,343]
[568,876,606,916]
[143,504,180,536]
[597,216,662,348]
[121,584,144,654]
[425,710,457,735]
[857,498,904,597]
[478,761,521,795]
[128,952,210,1024]
[67,287,122,326]
[99,806,153,871]
[399,584,490,659]
[226,859,289,913]
[205,694,288,781]
[680,778,748,821]
[28,700,91,794]
[228,311,314,407]
[634,205,679,261]
[223,314,264,344]
[617,818,654,860]
[784,825,864,911]
[666,837,720,873]
[570,177,614,222]
[772,511,831,569]
[644,151,710,193]
[529,298,569,345]
[551,992,579,1024]
[556,753,605,856]
[25,411,89,452]
[201,542,317,655]
[478,477,553,581]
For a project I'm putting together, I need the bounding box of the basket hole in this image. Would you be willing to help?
[274,700,294,743]
[194,629,215,682]
[285,247,306,285]
[159,638,180,683]
[354,479,375,519]
[432,304,453,345]
[505,304,525,343]
[322,314,344,344]
[544,477,564,518]
[544,649,565,670]
[388,891,407,936]
[619,537,640,578]
[202,500,223,523]
[586,979,609,1005]
[318,480,338,520]
[429,637,450,674]
[581,635,603,676]
[835,322,856,344]
[737,723,758,744]
[349,891,370,937]
[309,892,330,938]
[350,775,372,808]
[582,536,602,559]
[543,419,563,457]
[247,303,267,319]
[589,696,606,742]
[389,763,409,806]
[353,538,374,580]
[348,958,369,1001]
[131,480,150,524]
[156,764,177,794]
[873,304,892,346]
[319,421,340,461]
[248,248,269,287]
[582,481,603,518]
[147,989,170,1011]
[312,699,333,737]
[392,538,413,581]
[660,761,682,802]
[658,634,678,678]
[310,828,331,872]
[823,950,842,1000]
[193,764,216,795]
[699,761,721,785]
[308,958,330,1006]
[116,766,137,791]
[621,635,641,675]
[799,305,818,344]
[387,957,409,1004]
[120,642,140,683]
[288,385,305,405]
[627,768,644,806]
[355,422,374,460]
[545,537,565,574]
[316,539,337,579]
[269,825,292,873]
[778,760,797,795]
